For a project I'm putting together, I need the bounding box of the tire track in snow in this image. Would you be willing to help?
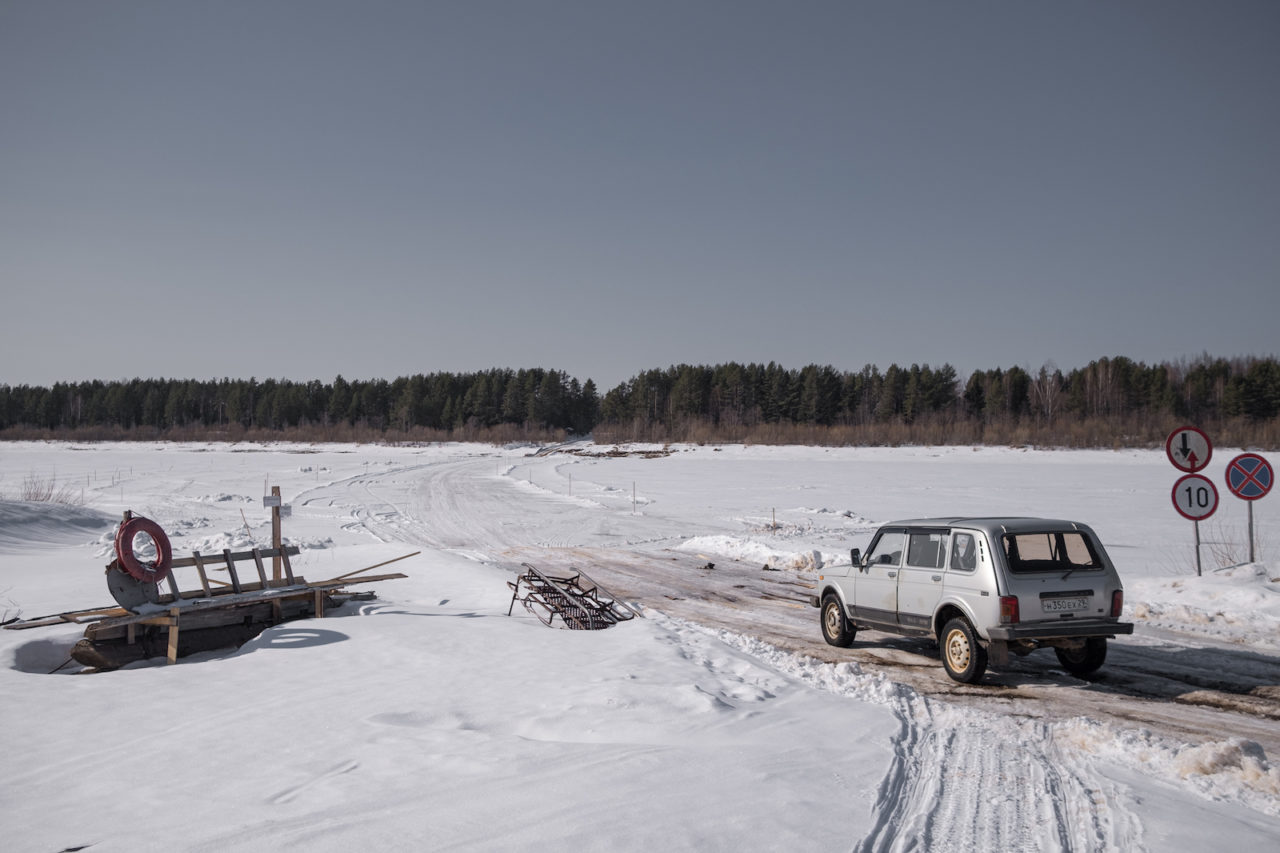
[294,456,693,554]
[855,694,1145,853]
[665,619,1146,853]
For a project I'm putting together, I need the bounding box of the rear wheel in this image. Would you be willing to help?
[940,617,987,684]
[820,594,855,647]
[1055,638,1107,676]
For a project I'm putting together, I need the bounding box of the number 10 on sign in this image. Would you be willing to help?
[1173,474,1218,521]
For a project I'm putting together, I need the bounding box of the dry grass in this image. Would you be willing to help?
[17,473,86,505]
[2,414,1277,451]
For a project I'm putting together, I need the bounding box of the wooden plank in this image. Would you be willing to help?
[192,551,212,596]
[166,608,180,664]
[251,548,269,587]
[280,547,296,584]
[168,546,300,570]
[164,566,181,600]
[223,548,242,593]
[329,551,420,581]
[307,572,408,589]
[4,606,129,630]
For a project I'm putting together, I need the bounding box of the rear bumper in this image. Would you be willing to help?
[986,619,1134,641]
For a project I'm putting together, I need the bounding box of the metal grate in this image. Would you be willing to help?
[507,563,641,629]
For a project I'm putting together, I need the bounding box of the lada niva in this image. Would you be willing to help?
[811,517,1134,683]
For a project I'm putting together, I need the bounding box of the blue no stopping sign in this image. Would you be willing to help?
[1225,453,1274,501]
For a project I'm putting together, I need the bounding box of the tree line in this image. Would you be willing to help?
[0,369,600,441]
[1,355,1278,448]
[593,356,1280,447]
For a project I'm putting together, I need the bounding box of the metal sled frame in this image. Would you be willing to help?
[507,563,641,630]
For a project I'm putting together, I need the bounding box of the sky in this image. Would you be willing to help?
[2,1,1278,392]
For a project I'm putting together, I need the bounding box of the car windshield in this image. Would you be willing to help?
[1002,531,1102,573]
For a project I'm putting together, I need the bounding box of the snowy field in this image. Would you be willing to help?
[1,441,1278,851]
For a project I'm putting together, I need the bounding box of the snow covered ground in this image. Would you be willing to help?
[1,441,1277,851]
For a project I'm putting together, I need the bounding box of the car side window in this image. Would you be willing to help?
[950,532,978,572]
[865,531,905,567]
[906,532,947,568]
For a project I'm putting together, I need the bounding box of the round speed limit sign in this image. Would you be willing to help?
[1172,473,1219,521]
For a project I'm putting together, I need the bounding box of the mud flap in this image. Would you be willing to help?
[988,640,1010,667]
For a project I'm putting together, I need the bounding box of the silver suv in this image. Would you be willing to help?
[811,517,1134,683]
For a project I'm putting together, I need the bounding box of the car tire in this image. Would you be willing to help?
[1054,638,1107,676]
[820,594,855,647]
[940,617,987,684]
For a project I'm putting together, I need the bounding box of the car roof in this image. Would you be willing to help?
[880,517,1093,536]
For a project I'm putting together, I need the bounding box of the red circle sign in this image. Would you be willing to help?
[1172,474,1218,521]
[1225,453,1274,501]
[1166,426,1212,473]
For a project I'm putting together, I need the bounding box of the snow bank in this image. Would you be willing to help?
[1057,719,1280,817]
[0,500,115,552]
[1127,563,1280,650]
[676,535,826,571]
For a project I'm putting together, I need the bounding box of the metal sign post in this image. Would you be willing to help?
[1224,453,1274,563]
[1172,473,1218,576]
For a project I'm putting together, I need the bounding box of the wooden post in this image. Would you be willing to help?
[166,608,181,664]
[192,551,212,596]
[271,486,282,583]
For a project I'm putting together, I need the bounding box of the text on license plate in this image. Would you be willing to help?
[1043,597,1088,612]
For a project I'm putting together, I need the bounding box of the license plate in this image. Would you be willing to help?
[1043,597,1088,613]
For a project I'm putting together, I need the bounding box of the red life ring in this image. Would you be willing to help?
[114,516,173,584]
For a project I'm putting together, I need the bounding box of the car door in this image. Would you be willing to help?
[852,528,905,626]
[897,528,949,630]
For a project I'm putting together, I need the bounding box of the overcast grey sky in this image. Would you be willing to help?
[2,1,1277,391]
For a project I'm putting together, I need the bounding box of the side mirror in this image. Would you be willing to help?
[850,548,861,568]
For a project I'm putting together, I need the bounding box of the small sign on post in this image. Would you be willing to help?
[1167,427,1216,578]
[1225,452,1273,563]
[1166,426,1212,473]
[1172,473,1218,522]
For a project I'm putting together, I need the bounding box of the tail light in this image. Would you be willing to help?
[1111,590,1124,618]
[999,595,1020,624]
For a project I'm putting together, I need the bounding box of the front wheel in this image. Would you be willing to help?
[820,594,855,647]
[1055,638,1107,676]
[940,617,987,684]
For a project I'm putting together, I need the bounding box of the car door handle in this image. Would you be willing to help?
[886,571,896,578]
[932,575,942,582]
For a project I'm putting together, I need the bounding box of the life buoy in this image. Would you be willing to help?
[114,516,173,584]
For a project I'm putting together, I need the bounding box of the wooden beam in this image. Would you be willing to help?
[251,548,269,587]
[166,608,180,664]
[3,606,129,630]
[192,551,212,596]
[329,551,420,581]
[223,548,242,593]
[168,546,300,570]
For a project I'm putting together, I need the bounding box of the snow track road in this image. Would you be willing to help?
[292,454,1274,852]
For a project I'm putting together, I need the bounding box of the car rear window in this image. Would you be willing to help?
[1002,531,1102,573]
